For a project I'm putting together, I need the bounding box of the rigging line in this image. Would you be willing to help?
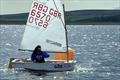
[52,0,68,47]
[52,0,68,45]
[53,0,65,27]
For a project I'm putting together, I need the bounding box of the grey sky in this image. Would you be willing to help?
[0,0,120,15]
[63,0,120,11]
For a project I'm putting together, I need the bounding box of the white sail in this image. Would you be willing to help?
[20,0,67,52]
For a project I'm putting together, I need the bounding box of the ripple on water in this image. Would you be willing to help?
[0,25,120,80]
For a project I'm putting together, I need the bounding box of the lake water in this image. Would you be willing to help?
[0,25,120,80]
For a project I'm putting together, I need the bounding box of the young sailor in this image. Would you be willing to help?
[31,45,49,63]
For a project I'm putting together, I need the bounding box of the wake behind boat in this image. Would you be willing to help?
[8,0,76,72]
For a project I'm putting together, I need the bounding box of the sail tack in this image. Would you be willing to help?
[20,0,67,52]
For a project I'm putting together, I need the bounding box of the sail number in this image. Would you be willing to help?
[54,64,71,68]
[29,12,50,28]
[28,1,61,28]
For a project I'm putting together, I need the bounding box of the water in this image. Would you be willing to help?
[0,25,120,80]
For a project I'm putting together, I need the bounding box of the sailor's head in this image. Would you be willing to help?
[36,45,41,51]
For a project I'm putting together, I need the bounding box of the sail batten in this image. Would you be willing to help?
[20,0,67,52]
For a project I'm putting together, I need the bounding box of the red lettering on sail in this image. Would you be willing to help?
[54,10,58,17]
[49,8,61,18]
[36,11,41,18]
[38,4,43,11]
[28,1,62,28]
[49,8,54,15]
[31,9,36,16]
[43,6,48,13]
[33,2,38,9]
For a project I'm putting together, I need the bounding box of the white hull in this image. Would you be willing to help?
[9,58,76,72]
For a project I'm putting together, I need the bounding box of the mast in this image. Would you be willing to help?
[63,4,69,62]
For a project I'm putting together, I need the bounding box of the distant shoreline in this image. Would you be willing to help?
[0,21,120,25]
[0,10,120,25]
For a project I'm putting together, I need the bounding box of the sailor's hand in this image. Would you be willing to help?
[33,60,36,62]
[36,56,42,60]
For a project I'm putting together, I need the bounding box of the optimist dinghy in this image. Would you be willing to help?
[8,0,76,72]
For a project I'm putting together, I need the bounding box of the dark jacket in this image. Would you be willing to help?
[31,51,49,63]
[31,46,49,63]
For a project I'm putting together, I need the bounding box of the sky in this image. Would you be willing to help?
[0,0,120,15]
[63,0,120,11]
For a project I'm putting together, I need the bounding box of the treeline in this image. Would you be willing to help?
[0,10,120,25]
